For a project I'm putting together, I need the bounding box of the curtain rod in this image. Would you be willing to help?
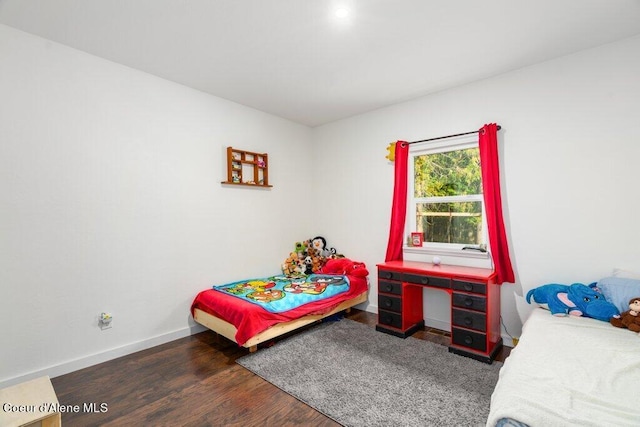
[405,125,501,146]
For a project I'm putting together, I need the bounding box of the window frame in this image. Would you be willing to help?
[405,134,489,258]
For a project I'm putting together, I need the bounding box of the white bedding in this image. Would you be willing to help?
[486,308,640,427]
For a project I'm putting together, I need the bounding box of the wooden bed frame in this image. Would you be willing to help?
[193,291,368,352]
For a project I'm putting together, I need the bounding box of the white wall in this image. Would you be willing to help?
[3,22,639,387]
[0,24,314,387]
[312,35,640,340]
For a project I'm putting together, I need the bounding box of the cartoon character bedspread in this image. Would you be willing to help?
[213,274,350,313]
[191,272,368,346]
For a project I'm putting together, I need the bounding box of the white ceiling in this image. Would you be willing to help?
[2,0,640,127]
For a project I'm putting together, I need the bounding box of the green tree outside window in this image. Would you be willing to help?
[413,147,483,245]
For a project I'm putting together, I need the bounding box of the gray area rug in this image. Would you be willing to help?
[237,318,502,427]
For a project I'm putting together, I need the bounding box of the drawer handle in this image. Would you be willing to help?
[464,283,473,291]
[380,271,392,279]
[464,298,474,307]
[385,284,393,292]
[420,277,429,285]
[384,300,392,307]
[384,315,393,323]
[464,335,473,345]
[464,317,473,326]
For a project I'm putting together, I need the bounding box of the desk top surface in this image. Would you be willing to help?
[377,260,496,280]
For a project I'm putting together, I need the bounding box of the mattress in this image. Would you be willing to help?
[487,308,640,426]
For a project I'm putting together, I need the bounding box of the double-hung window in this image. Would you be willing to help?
[407,135,487,253]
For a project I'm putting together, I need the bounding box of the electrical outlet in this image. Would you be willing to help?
[99,312,112,330]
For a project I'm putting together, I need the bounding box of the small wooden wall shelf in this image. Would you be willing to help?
[222,147,272,187]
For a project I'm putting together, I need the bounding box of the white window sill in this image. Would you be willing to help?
[403,246,492,269]
[403,245,490,260]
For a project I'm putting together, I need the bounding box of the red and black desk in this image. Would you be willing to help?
[376,261,502,364]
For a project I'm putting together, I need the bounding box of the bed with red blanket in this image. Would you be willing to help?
[190,258,369,351]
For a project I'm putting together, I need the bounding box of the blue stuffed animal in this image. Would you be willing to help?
[526,282,620,322]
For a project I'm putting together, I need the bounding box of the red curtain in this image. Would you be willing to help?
[384,141,409,262]
[479,123,515,284]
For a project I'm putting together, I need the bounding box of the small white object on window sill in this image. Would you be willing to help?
[403,245,492,269]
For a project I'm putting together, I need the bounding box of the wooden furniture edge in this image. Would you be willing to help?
[220,181,273,188]
[0,376,61,427]
[193,291,368,352]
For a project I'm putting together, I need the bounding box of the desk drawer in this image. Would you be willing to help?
[378,280,401,295]
[452,279,486,295]
[378,310,402,329]
[378,269,404,281]
[403,273,450,289]
[452,328,487,352]
[452,309,487,332]
[379,295,402,313]
[452,293,487,312]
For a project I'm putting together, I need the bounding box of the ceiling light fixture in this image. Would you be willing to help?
[335,7,349,18]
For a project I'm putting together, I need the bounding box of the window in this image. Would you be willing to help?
[407,136,487,252]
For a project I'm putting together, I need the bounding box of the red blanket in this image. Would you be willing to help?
[191,270,368,346]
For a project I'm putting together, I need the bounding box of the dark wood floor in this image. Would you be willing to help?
[51,309,511,426]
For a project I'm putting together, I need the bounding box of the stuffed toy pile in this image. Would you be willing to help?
[281,236,344,277]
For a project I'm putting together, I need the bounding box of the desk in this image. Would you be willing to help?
[376,261,502,364]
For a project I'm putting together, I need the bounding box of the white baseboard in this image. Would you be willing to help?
[364,304,377,314]
[501,334,516,348]
[3,309,512,390]
[0,324,207,389]
[423,317,451,331]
